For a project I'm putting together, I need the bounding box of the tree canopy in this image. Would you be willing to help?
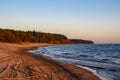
[0,28,69,44]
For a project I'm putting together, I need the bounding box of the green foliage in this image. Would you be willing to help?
[0,28,69,44]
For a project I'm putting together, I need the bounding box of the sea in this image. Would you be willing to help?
[31,44,120,80]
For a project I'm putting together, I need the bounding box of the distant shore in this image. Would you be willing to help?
[0,42,100,80]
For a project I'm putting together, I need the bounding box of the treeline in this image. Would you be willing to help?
[0,28,69,44]
[70,39,94,44]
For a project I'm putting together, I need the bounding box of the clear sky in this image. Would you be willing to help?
[0,0,120,44]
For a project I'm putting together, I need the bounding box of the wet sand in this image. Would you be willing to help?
[0,42,100,80]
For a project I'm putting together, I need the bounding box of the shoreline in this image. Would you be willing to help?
[30,46,108,80]
[0,42,100,80]
[77,65,108,80]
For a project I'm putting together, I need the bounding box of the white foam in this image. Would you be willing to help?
[76,65,108,80]
[29,50,109,80]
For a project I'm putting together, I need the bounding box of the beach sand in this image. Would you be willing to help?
[0,42,100,80]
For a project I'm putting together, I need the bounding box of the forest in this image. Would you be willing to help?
[70,39,94,44]
[0,28,69,44]
[0,28,94,44]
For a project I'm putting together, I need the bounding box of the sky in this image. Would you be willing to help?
[0,0,120,44]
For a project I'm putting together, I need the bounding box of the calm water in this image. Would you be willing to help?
[32,44,120,80]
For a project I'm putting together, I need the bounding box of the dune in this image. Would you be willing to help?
[0,42,100,80]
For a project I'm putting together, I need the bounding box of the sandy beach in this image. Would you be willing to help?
[0,42,100,80]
